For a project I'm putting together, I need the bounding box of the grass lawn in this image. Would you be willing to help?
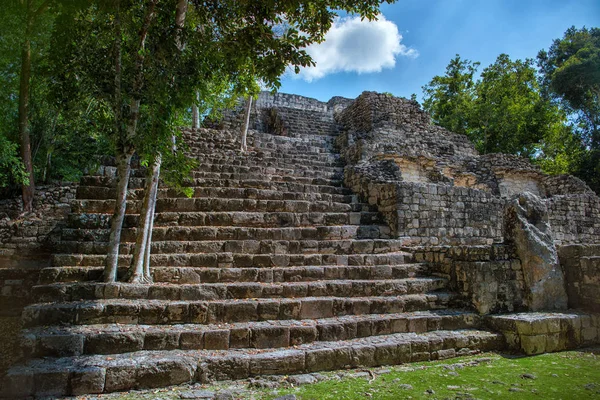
[267,350,600,400]
[78,349,600,400]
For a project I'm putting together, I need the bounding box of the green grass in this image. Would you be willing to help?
[77,350,600,400]
[267,351,600,400]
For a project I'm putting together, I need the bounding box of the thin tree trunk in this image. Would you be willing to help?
[104,150,133,282]
[143,158,160,279]
[128,153,161,283]
[192,103,199,128]
[105,0,157,281]
[127,0,185,281]
[240,96,252,152]
[19,4,34,213]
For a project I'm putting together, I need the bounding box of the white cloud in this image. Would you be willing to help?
[295,15,418,82]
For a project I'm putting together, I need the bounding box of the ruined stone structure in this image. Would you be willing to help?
[1,91,600,397]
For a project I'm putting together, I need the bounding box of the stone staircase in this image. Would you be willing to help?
[1,127,503,397]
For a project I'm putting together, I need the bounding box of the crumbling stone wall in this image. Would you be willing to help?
[207,91,349,137]
[414,245,525,314]
[558,244,600,312]
[0,183,77,260]
[546,195,600,244]
[336,91,600,249]
[337,92,506,245]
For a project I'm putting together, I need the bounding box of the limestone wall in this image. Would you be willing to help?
[546,195,600,244]
[558,244,600,312]
[207,92,346,137]
[0,183,77,260]
[338,92,478,162]
[255,92,330,112]
[337,91,600,248]
[414,245,526,314]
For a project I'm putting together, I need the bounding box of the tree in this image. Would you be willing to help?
[472,54,562,157]
[54,0,394,283]
[422,55,479,137]
[422,54,573,164]
[0,0,109,196]
[538,26,600,192]
[0,0,53,211]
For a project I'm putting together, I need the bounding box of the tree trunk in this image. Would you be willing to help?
[128,153,161,283]
[143,158,160,279]
[126,0,185,282]
[104,0,156,281]
[19,6,34,213]
[192,103,199,128]
[240,96,252,152]
[104,149,133,282]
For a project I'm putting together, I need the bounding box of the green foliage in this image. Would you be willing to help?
[45,0,396,196]
[422,55,479,136]
[538,26,600,193]
[0,0,112,187]
[472,54,561,157]
[422,53,575,175]
[0,133,28,187]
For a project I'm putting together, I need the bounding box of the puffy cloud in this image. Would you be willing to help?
[295,15,418,82]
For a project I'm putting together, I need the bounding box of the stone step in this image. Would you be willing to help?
[190,169,343,180]
[2,329,503,397]
[58,239,409,257]
[191,163,344,177]
[184,128,338,143]
[188,153,344,169]
[71,197,363,215]
[188,145,342,161]
[185,137,337,155]
[67,211,383,230]
[186,153,343,171]
[39,263,429,285]
[78,186,356,203]
[22,293,453,327]
[23,310,480,357]
[189,154,342,170]
[93,162,343,180]
[80,175,351,194]
[61,225,391,244]
[52,251,414,268]
[33,278,448,303]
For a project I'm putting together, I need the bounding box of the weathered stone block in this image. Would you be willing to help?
[204,330,230,350]
[71,367,106,395]
[179,331,204,350]
[39,333,84,356]
[144,331,180,350]
[251,326,289,349]
[290,325,318,345]
[249,350,305,375]
[35,370,70,397]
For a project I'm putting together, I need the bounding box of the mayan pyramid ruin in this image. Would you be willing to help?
[0,91,599,397]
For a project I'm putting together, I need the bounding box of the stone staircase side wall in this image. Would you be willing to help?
[344,164,505,246]
[414,245,526,315]
[0,183,77,260]
[208,92,340,136]
[254,107,337,137]
[486,312,600,355]
[546,195,600,245]
[558,244,600,312]
[0,267,41,316]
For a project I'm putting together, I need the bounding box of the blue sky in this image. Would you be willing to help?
[279,0,600,102]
